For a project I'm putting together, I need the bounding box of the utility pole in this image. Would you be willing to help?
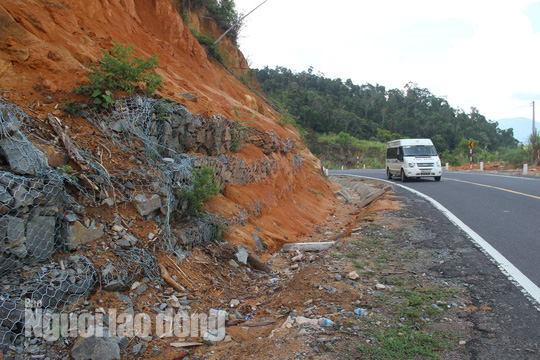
[533,101,536,135]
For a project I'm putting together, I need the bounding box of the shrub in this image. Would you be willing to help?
[76,41,162,108]
[230,106,256,152]
[189,28,229,64]
[179,166,221,215]
[501,146,528,166]
[529,129,540,165]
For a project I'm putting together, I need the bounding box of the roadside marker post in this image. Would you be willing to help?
[469,141,474,170]
[523,162,528,175]
[480,160,483,171]
[446,162,449,170]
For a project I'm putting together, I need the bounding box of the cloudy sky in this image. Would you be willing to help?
[233,0,540,122]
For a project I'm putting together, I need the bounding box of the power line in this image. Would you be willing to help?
[214,0,269,45]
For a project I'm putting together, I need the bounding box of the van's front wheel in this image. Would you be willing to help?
[386,168,393,179]
[401,169,408,182]
[434,176,441,181]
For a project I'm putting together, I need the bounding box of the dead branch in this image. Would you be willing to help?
[158,263,189,296]
[47,114,89,170]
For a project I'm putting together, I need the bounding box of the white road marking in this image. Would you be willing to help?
[335,173,540,310]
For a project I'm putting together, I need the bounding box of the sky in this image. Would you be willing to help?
[233,0,540,123]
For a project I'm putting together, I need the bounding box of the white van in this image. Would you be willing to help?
[386,139,442,182]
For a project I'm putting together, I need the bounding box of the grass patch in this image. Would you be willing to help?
[357,327,456,359]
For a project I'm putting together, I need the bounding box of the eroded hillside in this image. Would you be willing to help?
[0,1,339,358]
[0,0,336,248]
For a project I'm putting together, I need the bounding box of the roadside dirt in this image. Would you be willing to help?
[450,161,540,175]
[92,177,538,360]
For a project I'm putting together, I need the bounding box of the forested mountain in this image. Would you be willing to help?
[255,66,518,154]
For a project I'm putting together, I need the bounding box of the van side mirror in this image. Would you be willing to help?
[397,154,403,161]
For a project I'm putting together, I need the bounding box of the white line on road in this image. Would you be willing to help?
[334,173,540,310]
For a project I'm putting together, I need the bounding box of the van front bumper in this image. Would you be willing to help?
[404,168,442,177]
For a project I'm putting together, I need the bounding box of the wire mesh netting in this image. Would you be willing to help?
[0,94,301,351]
[81,96,300,249]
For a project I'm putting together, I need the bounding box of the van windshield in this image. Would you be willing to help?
[402,145,437,157]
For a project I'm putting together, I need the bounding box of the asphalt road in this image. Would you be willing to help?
[330,169,540,291]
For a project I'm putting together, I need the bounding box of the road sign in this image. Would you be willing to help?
[469,141,474,149]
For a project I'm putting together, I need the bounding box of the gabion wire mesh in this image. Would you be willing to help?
[81,96,300,249]
[99,247,160,292]
[0,94,302,352]
[0,98,99,351]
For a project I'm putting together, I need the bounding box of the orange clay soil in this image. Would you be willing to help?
[450,161,539,173]
[0,0,337,249]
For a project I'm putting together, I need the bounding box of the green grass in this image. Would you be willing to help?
[357,327,456,359]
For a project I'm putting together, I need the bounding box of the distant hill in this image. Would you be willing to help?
[495,117,540,144]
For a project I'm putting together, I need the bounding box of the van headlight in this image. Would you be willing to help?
[408,162,415,168]
[435,160,441,167]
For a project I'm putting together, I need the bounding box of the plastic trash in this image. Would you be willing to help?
[354,308,369,316]
[318,318,335,327]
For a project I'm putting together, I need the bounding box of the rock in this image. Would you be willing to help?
[71,336,120,360]
[0,137,46,176]
[223,335,233,343]
[347,271,360,280]
[0,299,24,328]
[167,295,181,309]
[458,311,470,318]
[295,316,319,327]
[179,93,198,102]
[230,299,240,308]
[116,293,133,307]
[0,255,21,275]
[101,198,115,207]
[133,194,162,216]
[0,184,13,214]
[135,283,148,295]
[1,215,26,246]
[291,251,304,262]
[0,325,13,352]
[132,343,143,355]
[64,212,79,223]
[252,232,264,250]
[235,246,248,265]
[111,225,124,233]
[375,283,386,290]
[25,215,56,261]
[11,181,34,208]
[64,220,104,250]
[121,233,138,246]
